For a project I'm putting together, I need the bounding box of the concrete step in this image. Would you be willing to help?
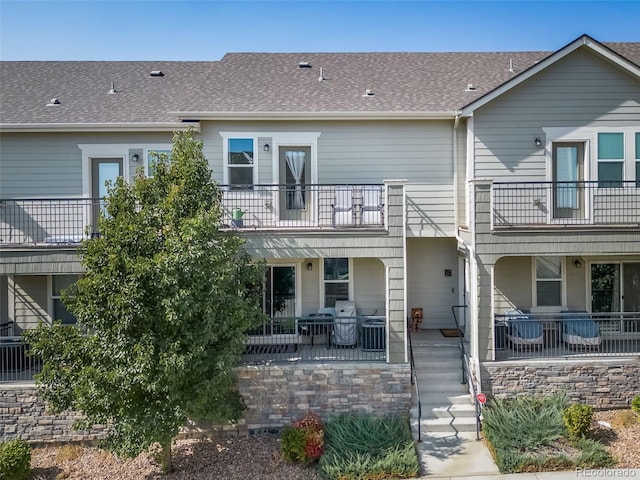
[415,380,469,395]
[413,415,480,434]
[418,403,478,419]
[416,392,472,406]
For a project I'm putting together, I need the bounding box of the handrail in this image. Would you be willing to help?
[451,305,481,441]
[408,329,422,443]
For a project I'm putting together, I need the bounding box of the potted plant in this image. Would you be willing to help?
[231,208,245,228]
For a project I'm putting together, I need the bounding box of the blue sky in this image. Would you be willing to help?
[1,0,639,61]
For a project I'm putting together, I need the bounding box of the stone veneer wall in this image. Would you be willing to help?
[1,362,412,442]
[482,357,640,408]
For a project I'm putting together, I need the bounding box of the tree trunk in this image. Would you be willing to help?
[162,441,172,474]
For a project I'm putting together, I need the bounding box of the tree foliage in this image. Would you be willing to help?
[25,129,265,463]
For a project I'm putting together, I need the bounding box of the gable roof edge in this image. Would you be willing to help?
[0,122,200,133]
[170,111,458,121]
[460,34,640,116]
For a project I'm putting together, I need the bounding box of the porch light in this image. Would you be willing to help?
[574,259,582,269]
[534,138,542,147]
[306,262,313,271]
[132,154,140,162]
[264,143,270,152]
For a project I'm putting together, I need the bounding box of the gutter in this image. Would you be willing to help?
[169,111,458,121]
[0,122,200,133]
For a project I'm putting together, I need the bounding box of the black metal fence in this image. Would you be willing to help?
[0,337,41,382]
[241,316,387,363]
[492,181,640,228]
[495,311,640,360]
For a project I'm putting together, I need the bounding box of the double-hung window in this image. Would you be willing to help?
[145,148,171,177]
[226,138,255,190]
[597,132,624,187]
[51,275,79,325]
[534,257,563,308]
[323,258,350,308]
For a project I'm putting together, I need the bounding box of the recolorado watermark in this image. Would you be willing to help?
[576,468,638,477]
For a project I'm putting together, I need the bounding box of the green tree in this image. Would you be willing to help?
[25,129,265,472]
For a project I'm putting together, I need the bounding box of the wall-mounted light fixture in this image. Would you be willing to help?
[132,154,140,162]
[264,143,270,152]
[306,262,313,271]
[534,138,542,147]
[574,259,582,269]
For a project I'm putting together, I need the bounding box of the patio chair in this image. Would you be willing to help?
[331,186,355,227]
[333,301,358,347]
[505,309,543,349]
[360,185,384,226]
[561,311,601,348]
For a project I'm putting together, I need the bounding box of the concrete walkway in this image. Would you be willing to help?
[408,330,640,479]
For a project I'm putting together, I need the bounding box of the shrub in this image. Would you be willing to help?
[319,414,419,480]
[631,394,640,415]
[0,439,31,480]
[563,403,593,439]
[281,411,324,464]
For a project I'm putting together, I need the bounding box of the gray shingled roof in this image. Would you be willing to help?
[1,41,639,126]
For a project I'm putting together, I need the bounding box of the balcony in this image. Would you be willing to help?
[494,311,640,361]
[219,184,385,230]
[0,184,386,247]
[492,181,640,229]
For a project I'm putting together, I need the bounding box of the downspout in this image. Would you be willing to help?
[453,112,461,229]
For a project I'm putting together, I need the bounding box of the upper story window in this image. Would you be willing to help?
[534,257,563,308]
[226,138,255,190]
[597,132,624,187]
[146,149,171,177]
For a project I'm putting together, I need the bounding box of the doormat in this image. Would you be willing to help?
[440,329,464,338]
[243,344,298,355]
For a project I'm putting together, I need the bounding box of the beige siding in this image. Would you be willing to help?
[353,258,385,316]
[473,49,640,181]
[494,256,533,313]
[406,185,455,237]
[10,275,49,332]
[406,237,458,329]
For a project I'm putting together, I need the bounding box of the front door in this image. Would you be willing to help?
[552,143,584,220]
[91,158,123,231]
[279,147,311,223]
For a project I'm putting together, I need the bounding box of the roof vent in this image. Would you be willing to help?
[298,61,311,69]
[150,70,164,77]
[318,67,325,81]
[363,89,375,97]
[465,84,477,91]
[508,58,514,73]
[46,98,61,106]
[108,81,117,94]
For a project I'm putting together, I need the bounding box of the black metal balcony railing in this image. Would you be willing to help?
[495,311,640,360]
[492,181,640,228]
[0,198,103,246]
[0,316,386,382]
[219,184,385,230]
[0,185,385,246]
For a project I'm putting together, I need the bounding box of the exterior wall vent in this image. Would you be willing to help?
[46,98,61,106]
[363,89,375,97]
[298,62,311,69]
[150,70,165,77]
[465,84,477,91]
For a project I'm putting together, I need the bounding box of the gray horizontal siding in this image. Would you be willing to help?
[0,132,173,198]
[406,184,455,237]
[199,120,454,185]
[473,49,640,181]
